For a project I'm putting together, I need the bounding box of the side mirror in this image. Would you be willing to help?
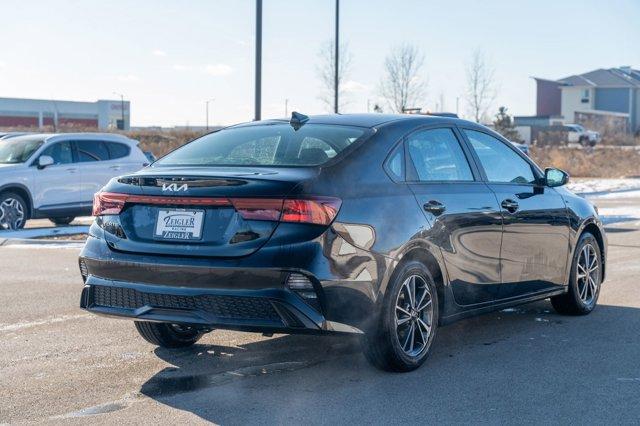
[37,155,54,169]
[545,167,569,187]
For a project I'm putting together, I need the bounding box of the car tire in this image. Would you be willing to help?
[361,261,439,372]
[134,321,203,348]
[50,216,75,226]
[551,232,602,315]
[0,192,28,230]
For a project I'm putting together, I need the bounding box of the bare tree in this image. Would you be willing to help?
[316,40,353,112]
[379,44,426,113]
[465,49,496,123]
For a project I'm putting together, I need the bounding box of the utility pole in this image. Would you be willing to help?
[334,0,339,114]
[254,0,262,121]
[205,98,215,131]
[284,98,289,117]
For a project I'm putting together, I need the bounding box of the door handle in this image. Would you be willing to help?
[109,165,121,170]
[501,199,519,213]
[423,200,446,216]
[66,168,78,173]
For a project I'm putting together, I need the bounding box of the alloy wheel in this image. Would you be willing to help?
[576,243,599,306]
[0,197,25,230]
[395,275,434,357]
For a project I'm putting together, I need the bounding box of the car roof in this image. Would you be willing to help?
[233,113,474,130]
[6,132,137,145]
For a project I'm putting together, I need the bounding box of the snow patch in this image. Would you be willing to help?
[568,178,640,197]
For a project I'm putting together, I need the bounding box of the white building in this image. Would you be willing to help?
[0,97,130,130]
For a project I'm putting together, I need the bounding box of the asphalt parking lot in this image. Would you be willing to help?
[2,192,640,425]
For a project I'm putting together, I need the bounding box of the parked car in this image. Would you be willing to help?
[566,124,600,146]
[79,113,606,372]
[0,133,148,229]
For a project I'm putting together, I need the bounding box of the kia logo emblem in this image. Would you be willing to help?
[162,183,188,192]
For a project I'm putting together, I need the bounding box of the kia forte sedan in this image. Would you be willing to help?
[79,113,606,371]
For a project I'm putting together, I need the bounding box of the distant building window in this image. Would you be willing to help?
[581,89,590,103]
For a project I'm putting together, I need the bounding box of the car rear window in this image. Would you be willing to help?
[77,140,110,162]
[106,142,130,159]
[153,123,367,167]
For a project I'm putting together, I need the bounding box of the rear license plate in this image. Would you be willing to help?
[154,209,204,241]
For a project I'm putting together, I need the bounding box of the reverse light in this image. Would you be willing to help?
[286,273,318,300]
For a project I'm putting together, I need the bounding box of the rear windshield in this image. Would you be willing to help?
[154,123,367,167]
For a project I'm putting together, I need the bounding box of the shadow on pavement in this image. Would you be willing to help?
[139,301,640,424]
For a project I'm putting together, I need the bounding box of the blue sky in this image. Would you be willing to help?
[0,0,638,126]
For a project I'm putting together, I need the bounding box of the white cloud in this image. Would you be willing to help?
[117,74,140,82]
[172,64,192,71]
[0,61,5,68]
[342,80,368,93]
[152,49,167,57]
[204,64,233,77]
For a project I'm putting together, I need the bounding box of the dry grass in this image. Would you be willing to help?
[530,147,640,178]
[130,129,206,157]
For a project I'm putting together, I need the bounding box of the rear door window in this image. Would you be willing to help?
[406,128,474,182]
[106,142,130,160]
[76,140,110,162]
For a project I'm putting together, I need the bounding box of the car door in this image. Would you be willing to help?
[32,141,81,210]
[75,140,114,203]
[405,126,504,306]
[462,128,570,297]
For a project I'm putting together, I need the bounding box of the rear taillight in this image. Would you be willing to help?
[281,197,341,225]
[92,192,341,225]
[92,192,128,216]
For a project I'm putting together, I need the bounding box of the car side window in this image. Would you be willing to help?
[406,128,473,182]
[386,145,404,180]
[40,141,74,165]
[76,140,110,162]
[464,130,535,184]
[106,142,130,160]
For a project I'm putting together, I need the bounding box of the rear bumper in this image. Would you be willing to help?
[80,278,354,334]
[79,250,365,335]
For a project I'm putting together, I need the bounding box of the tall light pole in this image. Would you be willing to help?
[113,92,125,130]
[334,0,340,114]
[205,98,215,131]
[254,0,262,121]
[284,99,289,117]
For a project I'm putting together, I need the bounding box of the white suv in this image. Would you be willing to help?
[0,133,149,229]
